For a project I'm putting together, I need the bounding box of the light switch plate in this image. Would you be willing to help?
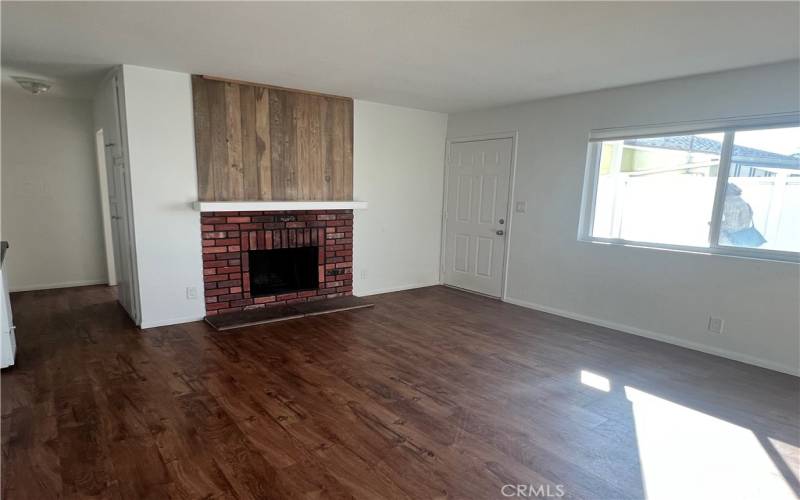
[515,201,527,213]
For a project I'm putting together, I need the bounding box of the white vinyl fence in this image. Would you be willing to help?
[593,175,799,252]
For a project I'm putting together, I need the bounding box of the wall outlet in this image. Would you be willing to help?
[707,316,724,334]
[186,287,198,300]
[515,201,527,213]
[360,269,368,280]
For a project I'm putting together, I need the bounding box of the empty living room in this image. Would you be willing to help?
[1,2,799,499]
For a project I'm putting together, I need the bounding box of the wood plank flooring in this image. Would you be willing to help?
[2,285,798,499]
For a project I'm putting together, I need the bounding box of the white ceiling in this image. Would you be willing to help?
[2,2,799,112]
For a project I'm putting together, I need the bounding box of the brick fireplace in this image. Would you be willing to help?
[201,210,353,316]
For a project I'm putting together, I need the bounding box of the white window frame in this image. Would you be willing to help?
[578,112,800,264]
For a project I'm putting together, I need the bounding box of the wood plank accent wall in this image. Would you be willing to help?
[192,76,353,201]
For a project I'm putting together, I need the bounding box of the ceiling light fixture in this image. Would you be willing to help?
[11,76,52,95]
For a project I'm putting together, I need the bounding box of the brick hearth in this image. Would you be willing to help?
[201,210,353,316]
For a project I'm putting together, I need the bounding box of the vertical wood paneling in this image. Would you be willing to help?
[207,80,228,202]
[318,97,331,199]
[328,98,346,201]
[269,89,289,200]
[323,97,335,200]
[342,99,354,200]
[283,92,298,200]
[255,87,272,200]
[295,93,312,200]
[239,85,259,199]
[192,76,214,201]
[308,95,325,200]
[224,83,244,200]
[193,77,353,201]
[268,89,282,199]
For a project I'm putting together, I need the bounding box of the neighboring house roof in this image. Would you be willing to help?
[625,135,799,169]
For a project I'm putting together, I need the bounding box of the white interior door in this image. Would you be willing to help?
[95,129,117,286]
[102,74,139,322]
[443,138,513,297]
[108,154,133,313]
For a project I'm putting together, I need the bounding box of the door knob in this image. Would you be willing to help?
[496,229,505,236]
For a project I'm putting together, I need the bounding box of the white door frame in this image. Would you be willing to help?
[95,129,118,286]
[112,72,142,325]
[439,131,519,300]
[96,68,142,325]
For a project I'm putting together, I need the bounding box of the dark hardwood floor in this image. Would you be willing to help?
[2,285,798,499]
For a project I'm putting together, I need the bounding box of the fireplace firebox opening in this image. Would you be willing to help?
[249,247,318,297]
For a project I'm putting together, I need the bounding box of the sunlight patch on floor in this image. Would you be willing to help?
[580,370,610,392]
[625,386,796,500]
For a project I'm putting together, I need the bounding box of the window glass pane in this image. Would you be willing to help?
[591,133,722,247]
[720,126,800,252]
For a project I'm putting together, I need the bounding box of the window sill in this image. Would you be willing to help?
[578,237,800,264]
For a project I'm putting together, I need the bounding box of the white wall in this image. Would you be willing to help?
[1,86,107,291]
[121,65,205,328]
[447,61,800,375]
[353,100,448,295]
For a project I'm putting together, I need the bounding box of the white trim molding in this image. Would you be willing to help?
[139,315,205,329]
[10,279,108,293]
[355,282,439,297]
[193,200,368,212]
[503,296,799,377]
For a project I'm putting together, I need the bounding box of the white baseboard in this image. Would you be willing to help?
[356,282,440,297]
[140,283,440,328]
[503,296,799,377]
[139,315,205,329]
[10,279,107,293]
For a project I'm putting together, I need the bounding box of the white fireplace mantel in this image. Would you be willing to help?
[193,200,368,212]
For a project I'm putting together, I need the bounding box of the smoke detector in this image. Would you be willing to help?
[11,76,52,95]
